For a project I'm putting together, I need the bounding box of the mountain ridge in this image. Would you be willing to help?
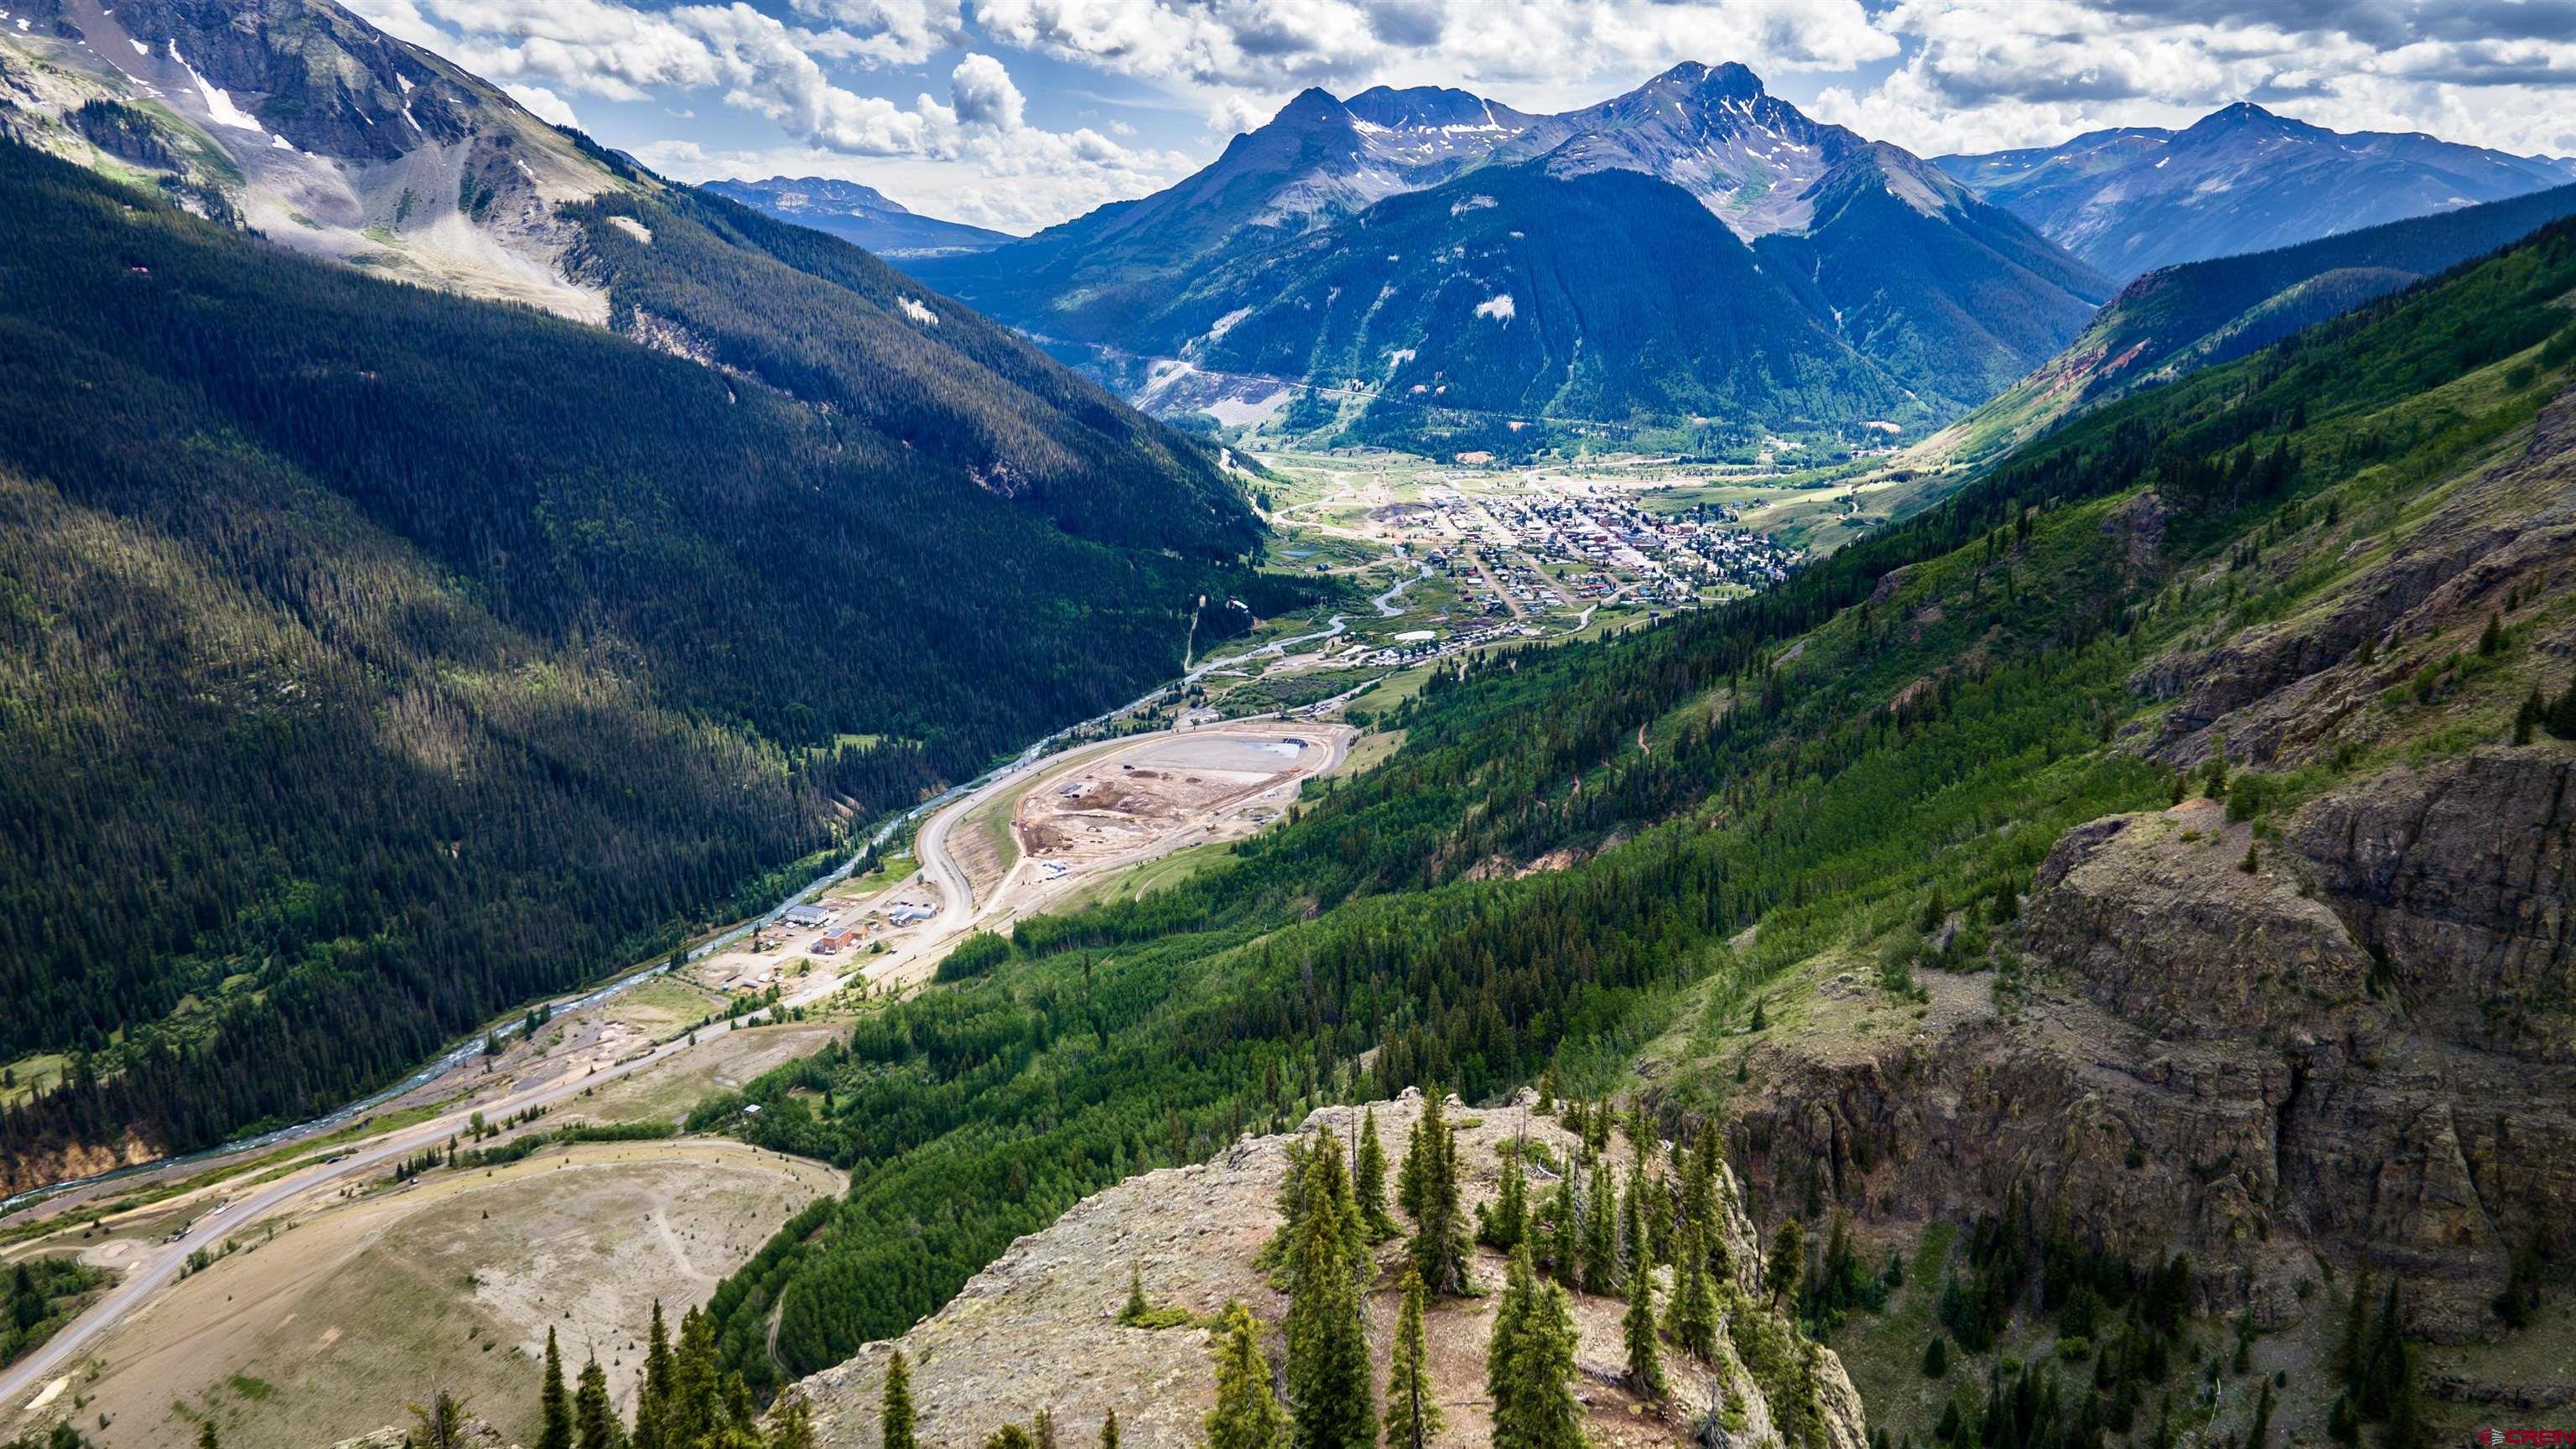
[1938,100,2576,278]
[906,61,2111,456]
[699,175,1012,258]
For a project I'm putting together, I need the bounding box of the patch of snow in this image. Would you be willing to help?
[1205,305,1250,341]
[129,39,148,55]
[606,216,653,244]
[1449,194,1497,216]
[270,134,293,150]
[1472,293,1515,322]
[897,294,938,326]
[168,42,267,134]
[1385,347,1416,372]
[2154,156,2169,169]
[397,73,414,92]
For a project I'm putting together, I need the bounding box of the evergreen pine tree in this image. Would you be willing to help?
[1679,1130,1714,1241]
[2360,1280,2404,1420]
[1766,1219,1805,1311]
[768,1402,819,1449]
[1547,1174,1581,1291]
[411,1389,472,1449]
[1622,1253,1663,1399]
[1920,1335,1948,1379]
[2547,683,2576,740]
[1035,1408,1060,1449]
[665,1308,720,1449]
[1384,1269,1441,1449]
[198,1422,220,1449]
[1264,1135,1317,1274]
[2516,688,2543,745]
[1581,1161,1618,1295]
[1287,1140,1376,1449]
[1356,1109,1400,1242]
[635,1302,674,1449]
[1208,1302,1291,1449]
[986,1426,1036,1449]
[1536,1065,1561,1115]
[575,1358,621,1449]
[1618,1159,1646,1288]
[1396,1112,1427,1220]
[2333,1270,2371,1394]
[1405,1095,1472,1296]
[1667,1220,1719,1362]
[539,1327,574,1449]
[1100,1409,1121,1449]
[1489,1246,1587,1449]
[882,1349,917,1449]
[2384,1349,2430,1449]
[1644,1167,1673,1267]
[1121,1264,1151,1326]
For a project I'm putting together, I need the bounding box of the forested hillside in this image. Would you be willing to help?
[696,212,2576,1446]
[1943,182,2576,463]
[0,142,1285,1187]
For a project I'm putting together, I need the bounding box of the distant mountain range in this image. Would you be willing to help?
[901,62,2116,460]
[700,176,1011,258]
[1936,103,2576,280]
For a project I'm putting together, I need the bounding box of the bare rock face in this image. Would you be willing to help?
[1730,774,2576,1343]
[783,1091,1867,1449]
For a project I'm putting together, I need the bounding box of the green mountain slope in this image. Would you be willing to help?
[1936,182,2576,465]
[0,141,1285,1187]
[1157,163,1924,454]
[684,214,2576,1446]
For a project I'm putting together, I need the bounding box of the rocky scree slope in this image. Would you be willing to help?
[784,1089,1867,1449]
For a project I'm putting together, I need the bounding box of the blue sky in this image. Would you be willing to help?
[348,0,2576,233]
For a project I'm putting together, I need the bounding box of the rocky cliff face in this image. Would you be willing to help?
[1732,780,2575,1343]
[784,1090,1868,1449]
[1728,391,2576,1346]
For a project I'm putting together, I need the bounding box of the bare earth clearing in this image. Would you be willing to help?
[60,1139,839,1449]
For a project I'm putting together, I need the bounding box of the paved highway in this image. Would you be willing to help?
[0,1025,716,1416]
[1,720,1351,1420]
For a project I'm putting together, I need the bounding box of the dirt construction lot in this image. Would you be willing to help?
[1017,731,1324,871]
[55,1139,840,1449]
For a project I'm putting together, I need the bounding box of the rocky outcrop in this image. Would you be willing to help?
[1731,774,2576,1344]
[785,1091,1867,1449]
